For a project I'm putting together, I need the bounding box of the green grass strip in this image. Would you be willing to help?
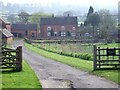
[2,60,42,89]
[25,43,119,85]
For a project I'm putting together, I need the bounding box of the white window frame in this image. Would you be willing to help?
[47,32,51,36]
[54,32,57,36]
[61,32,66,36]
[61,26,65,30]
[72,27,76,30]
[47,26,52,31]
[71,33,76,37]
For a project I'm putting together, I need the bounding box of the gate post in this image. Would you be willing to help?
[16,46,22,71]
[93,45,97,70]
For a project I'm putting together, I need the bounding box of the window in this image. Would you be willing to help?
[25,30,28,35]
[61,26,65,30]
[32,33,35,38]
[47,32,51,36]
[72,27,76,30]
[71,33,76,37]
[47,26,52,31]
[54,32,57,36]
[18,33,22,37]
[61,32,66,36]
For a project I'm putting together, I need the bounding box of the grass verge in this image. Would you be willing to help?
[1,60,42,89]
[24,43,119,85]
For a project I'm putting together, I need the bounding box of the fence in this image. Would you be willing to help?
[93,45,120,70]
[1,46,22,71]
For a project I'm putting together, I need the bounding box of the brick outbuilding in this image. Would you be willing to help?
[0,29,13,45]
[0,18,13,46]
[11,23,38,39]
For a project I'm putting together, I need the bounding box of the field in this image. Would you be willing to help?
[1,60,42,89]
[25,42,120,84]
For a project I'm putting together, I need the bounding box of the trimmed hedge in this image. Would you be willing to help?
[31,44,93,61]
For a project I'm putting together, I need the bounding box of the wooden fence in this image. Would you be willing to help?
[1,46,22,71]
[93,45,120,70]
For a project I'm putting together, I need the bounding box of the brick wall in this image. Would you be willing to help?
[11,29,38,39]
[41,24,77,38]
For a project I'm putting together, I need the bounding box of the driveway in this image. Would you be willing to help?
[12,40,119,89]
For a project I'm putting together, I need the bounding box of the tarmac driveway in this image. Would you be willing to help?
[12,40,119,89]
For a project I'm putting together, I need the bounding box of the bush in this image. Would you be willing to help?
[33,44,93,61]
[74,54,79,58]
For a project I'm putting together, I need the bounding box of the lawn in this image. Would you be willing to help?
[25,42,119,84]
[1,60,42,89]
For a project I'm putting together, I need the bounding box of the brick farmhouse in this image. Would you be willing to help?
[40,16,78,39]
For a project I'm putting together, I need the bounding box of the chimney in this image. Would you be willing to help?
[67,13,70,17]
[52,13,54,17]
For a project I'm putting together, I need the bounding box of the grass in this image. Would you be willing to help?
[25,42,119,84]
[1,60,42,89]
[98,43,119,48]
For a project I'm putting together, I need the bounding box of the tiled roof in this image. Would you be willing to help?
[11,23,37,30]
[0,29,13,38]
[40,16,77,25]
[0,18,10,24]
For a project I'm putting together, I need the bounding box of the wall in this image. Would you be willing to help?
[11,29,38,39]
[41,24,77,39]
[7,37,13,45]
[2,37,13,45]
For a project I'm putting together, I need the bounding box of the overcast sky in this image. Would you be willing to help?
[0,0,119,7]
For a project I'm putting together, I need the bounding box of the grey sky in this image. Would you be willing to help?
[0,0,119,7]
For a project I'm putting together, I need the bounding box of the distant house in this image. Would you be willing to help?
[11,23,38,39]
[40,16,78,39]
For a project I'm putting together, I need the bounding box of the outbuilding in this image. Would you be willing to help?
[0,29,13,45]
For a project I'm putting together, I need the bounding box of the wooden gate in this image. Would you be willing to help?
[1,46,22,71]
[93,45,120,70]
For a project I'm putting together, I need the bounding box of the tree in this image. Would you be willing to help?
[98,9,116,41]
[7,14,18,23]
[87,12,101,39]
[88,12,100,27]
[66,31,71,36]
[18,11,29,23]
[29,12,52,24]
[63,11,73,16]
[84,6,94,26]
[87,6,94,18]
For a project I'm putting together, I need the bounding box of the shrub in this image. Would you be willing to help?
[74,54,79,58]
[32,44,93,61]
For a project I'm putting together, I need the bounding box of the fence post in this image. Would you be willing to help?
[98,47,101,68]
[119,49,120,64]
[93,45,97,70]
[16,46,22,71]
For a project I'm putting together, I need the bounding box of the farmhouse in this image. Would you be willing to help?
[40,16,78,39]
[11,23,38,39]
